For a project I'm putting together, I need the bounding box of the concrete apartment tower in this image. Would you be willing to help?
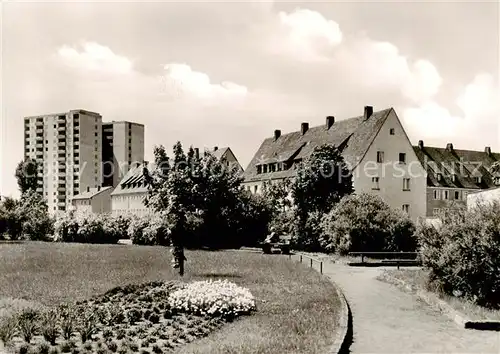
[102,121,145,187]
[24,109,103,213]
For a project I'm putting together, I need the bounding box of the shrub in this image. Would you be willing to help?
[126,308,142,324]
[58,305,77,340]
[107,304,125,324]
[19,343,30,354]
[149,313,160,324]
[54,212,122,244]
[0,314,17,345]
[116,328,126,340]
[40,309,59,345]
[128,213,171,246]
[290,210,324,252]
[107,341,118,353]
[49,347,60,354]
[168,280,256,318]
[77,310,97,343]
[38,342,51,354]
[151,345,162,354]
[321,193,416,254]
[18,308,40,343]
[417,201,500,308]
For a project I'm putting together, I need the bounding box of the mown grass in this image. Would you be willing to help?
[0,242,340,353]
[379,268,500,321]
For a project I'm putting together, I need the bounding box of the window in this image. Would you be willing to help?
[454,191,460,200]
[371,177,380,190]
[263,164,268,173]
[403,178,410,191]
[389,128,395,135]
[433,208,440,216]
[253,185,258,194]
[399,153,406,164]
[433,190,440,200]
[474,176,482,184]
[463,191,468,200]
[376,151,384,163]
[444,190,449,199]
[402,204,410,213]
[257,165,262,174]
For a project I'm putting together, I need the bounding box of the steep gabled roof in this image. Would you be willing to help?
[111,164,150,196]
[243,108,392,182]
[413,145,500,189]
[211,147,229,160]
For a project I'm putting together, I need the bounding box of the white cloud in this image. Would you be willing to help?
[334,38,442,103]
[58,42,133,74]
[163,63,248,102]
[272,8,342,61]
[403,73,499,148]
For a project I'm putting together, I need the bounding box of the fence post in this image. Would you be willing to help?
[300,255,302,263]
[320,262,323,274]
[310,258,313,268]
[361,254,365,263]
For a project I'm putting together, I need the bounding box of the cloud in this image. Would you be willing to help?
[57,42,133,74]
[272,8,343,61]
[403,73,499,147]
[163,63,248,102]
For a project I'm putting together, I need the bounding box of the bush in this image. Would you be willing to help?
[321,193,416,254]
[54,212,124,244]
[168,279,256,318]
[17,308,40,343]
[417,201,500,308]
[58,305,77,340]
[40,309,59,345]
[0,314,17,345]
[77,309,97,343]
[128,213,171,246]
[290,210,324,252]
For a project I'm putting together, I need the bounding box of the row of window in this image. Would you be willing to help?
[371,177,411,191]
[432,189,468,201]
[432,207,464,216]
[376,151,406,164]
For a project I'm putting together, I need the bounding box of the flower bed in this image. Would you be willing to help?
[0,280,256,354]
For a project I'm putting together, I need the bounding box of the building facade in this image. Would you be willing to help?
[242,106,427,221]
[413,142,500,217]
[111,164,150,216]
[24,109,103,213]
[102,121,145,188]
[71,186,113,214]
[211,146,244,173]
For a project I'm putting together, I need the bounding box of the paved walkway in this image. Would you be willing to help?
[322,263,500,353]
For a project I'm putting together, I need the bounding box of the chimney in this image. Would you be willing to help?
[214,146,218,152]
[418,140,424,150]
[194,148,200,159]
[326,116,335,129]
[87,186,90,192]
[446,143,453,151]
[437,173,442,182]
[364,106,373,120]
[274,130,281,141]
[301,122,309,135]
[485,146,492,156]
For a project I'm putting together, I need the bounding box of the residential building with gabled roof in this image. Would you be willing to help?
[71,186,113,214]
[242,106,428,221]
[413,141,500,217]
[111,162,151,216]
[209,146,244,173]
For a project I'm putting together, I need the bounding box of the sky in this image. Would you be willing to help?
[1,0,499,197]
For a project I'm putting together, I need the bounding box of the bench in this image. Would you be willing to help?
[348,252,421,269]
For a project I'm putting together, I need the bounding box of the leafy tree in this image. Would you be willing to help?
[291,144,353,249]
[261,179,292,216]
[19,190,53,241]
[321,193,416,254]
[15,158,39,194]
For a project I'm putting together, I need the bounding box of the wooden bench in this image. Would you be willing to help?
[348,252,421,269]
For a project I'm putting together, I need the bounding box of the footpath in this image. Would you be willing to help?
[321,263,500,353]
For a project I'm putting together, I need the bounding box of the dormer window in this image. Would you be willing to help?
[437,173,442,182]
[257,165,262,174]
[263,164,268,173]
[474,176,482,184]
[495,177,500,186]
[451,174,457,183]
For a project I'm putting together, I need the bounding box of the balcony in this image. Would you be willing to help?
[57,187,66,192]
[35,129,44,134]
[58,142,66,148]
[57,126,66,132]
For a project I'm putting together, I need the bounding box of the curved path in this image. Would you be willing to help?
[321,263,500,353]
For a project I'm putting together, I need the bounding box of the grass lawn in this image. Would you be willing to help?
[378,268,500,321]
[0,242,340,353]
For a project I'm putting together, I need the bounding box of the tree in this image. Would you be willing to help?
[15,158,39,194]
[261,179,292,215]
[145,142,196,276]
[292,144,353,216]
[291,144,353,250]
